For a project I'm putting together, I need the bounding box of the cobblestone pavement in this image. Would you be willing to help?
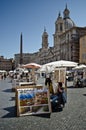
[0,79,86,130]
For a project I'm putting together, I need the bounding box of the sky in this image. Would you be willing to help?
[1,0,86,59]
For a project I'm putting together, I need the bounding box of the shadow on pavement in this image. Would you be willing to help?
[67,86,83,89]
[67,86,74,88]
[1,106,63,119]
[2,106,16,118]
[3,88,13,93]
[9,96,15,101]
[33,113,51,118]
[52,107,63,112]
[33,107,63,118]
[83,94,86,96]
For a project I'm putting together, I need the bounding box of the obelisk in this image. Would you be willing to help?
[20,33,23,65]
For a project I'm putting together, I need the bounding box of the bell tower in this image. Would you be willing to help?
[53,12,64,47]
[42,27,48,49]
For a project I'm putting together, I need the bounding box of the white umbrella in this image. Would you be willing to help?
[73,64,86,70]
[45,60,78,67]
[39,65,51,73]
[38,60,78,73]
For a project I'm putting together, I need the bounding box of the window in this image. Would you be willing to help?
[60,23,63,31]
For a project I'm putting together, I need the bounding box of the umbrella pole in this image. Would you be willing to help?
[32,68,36,84]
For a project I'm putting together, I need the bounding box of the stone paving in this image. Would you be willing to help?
[0,78,86,130]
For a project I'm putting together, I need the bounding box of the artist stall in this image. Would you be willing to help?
[15,61,71,116]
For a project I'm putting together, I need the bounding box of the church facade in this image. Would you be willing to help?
[14,5,86,67]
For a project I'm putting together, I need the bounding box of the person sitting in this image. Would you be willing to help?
[57,82,66,107]
[50,82,67,111]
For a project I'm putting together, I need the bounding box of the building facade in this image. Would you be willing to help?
[15,5,86,67]
[80,34,86,64]
[0,56,13,71]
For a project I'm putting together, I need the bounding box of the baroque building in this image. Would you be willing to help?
[14,5,86,67]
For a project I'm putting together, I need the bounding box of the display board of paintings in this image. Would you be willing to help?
[16,88,51,116]
[54,68,66,83]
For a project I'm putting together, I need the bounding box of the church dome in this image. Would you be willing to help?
[63,4,76,30]
[63,18,75,30]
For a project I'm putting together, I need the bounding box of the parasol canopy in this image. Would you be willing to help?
[38,65,51,73]
[72,64,86,70]
[22,63,41,69]
[45,60,78,67]
[38,60,78,73]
